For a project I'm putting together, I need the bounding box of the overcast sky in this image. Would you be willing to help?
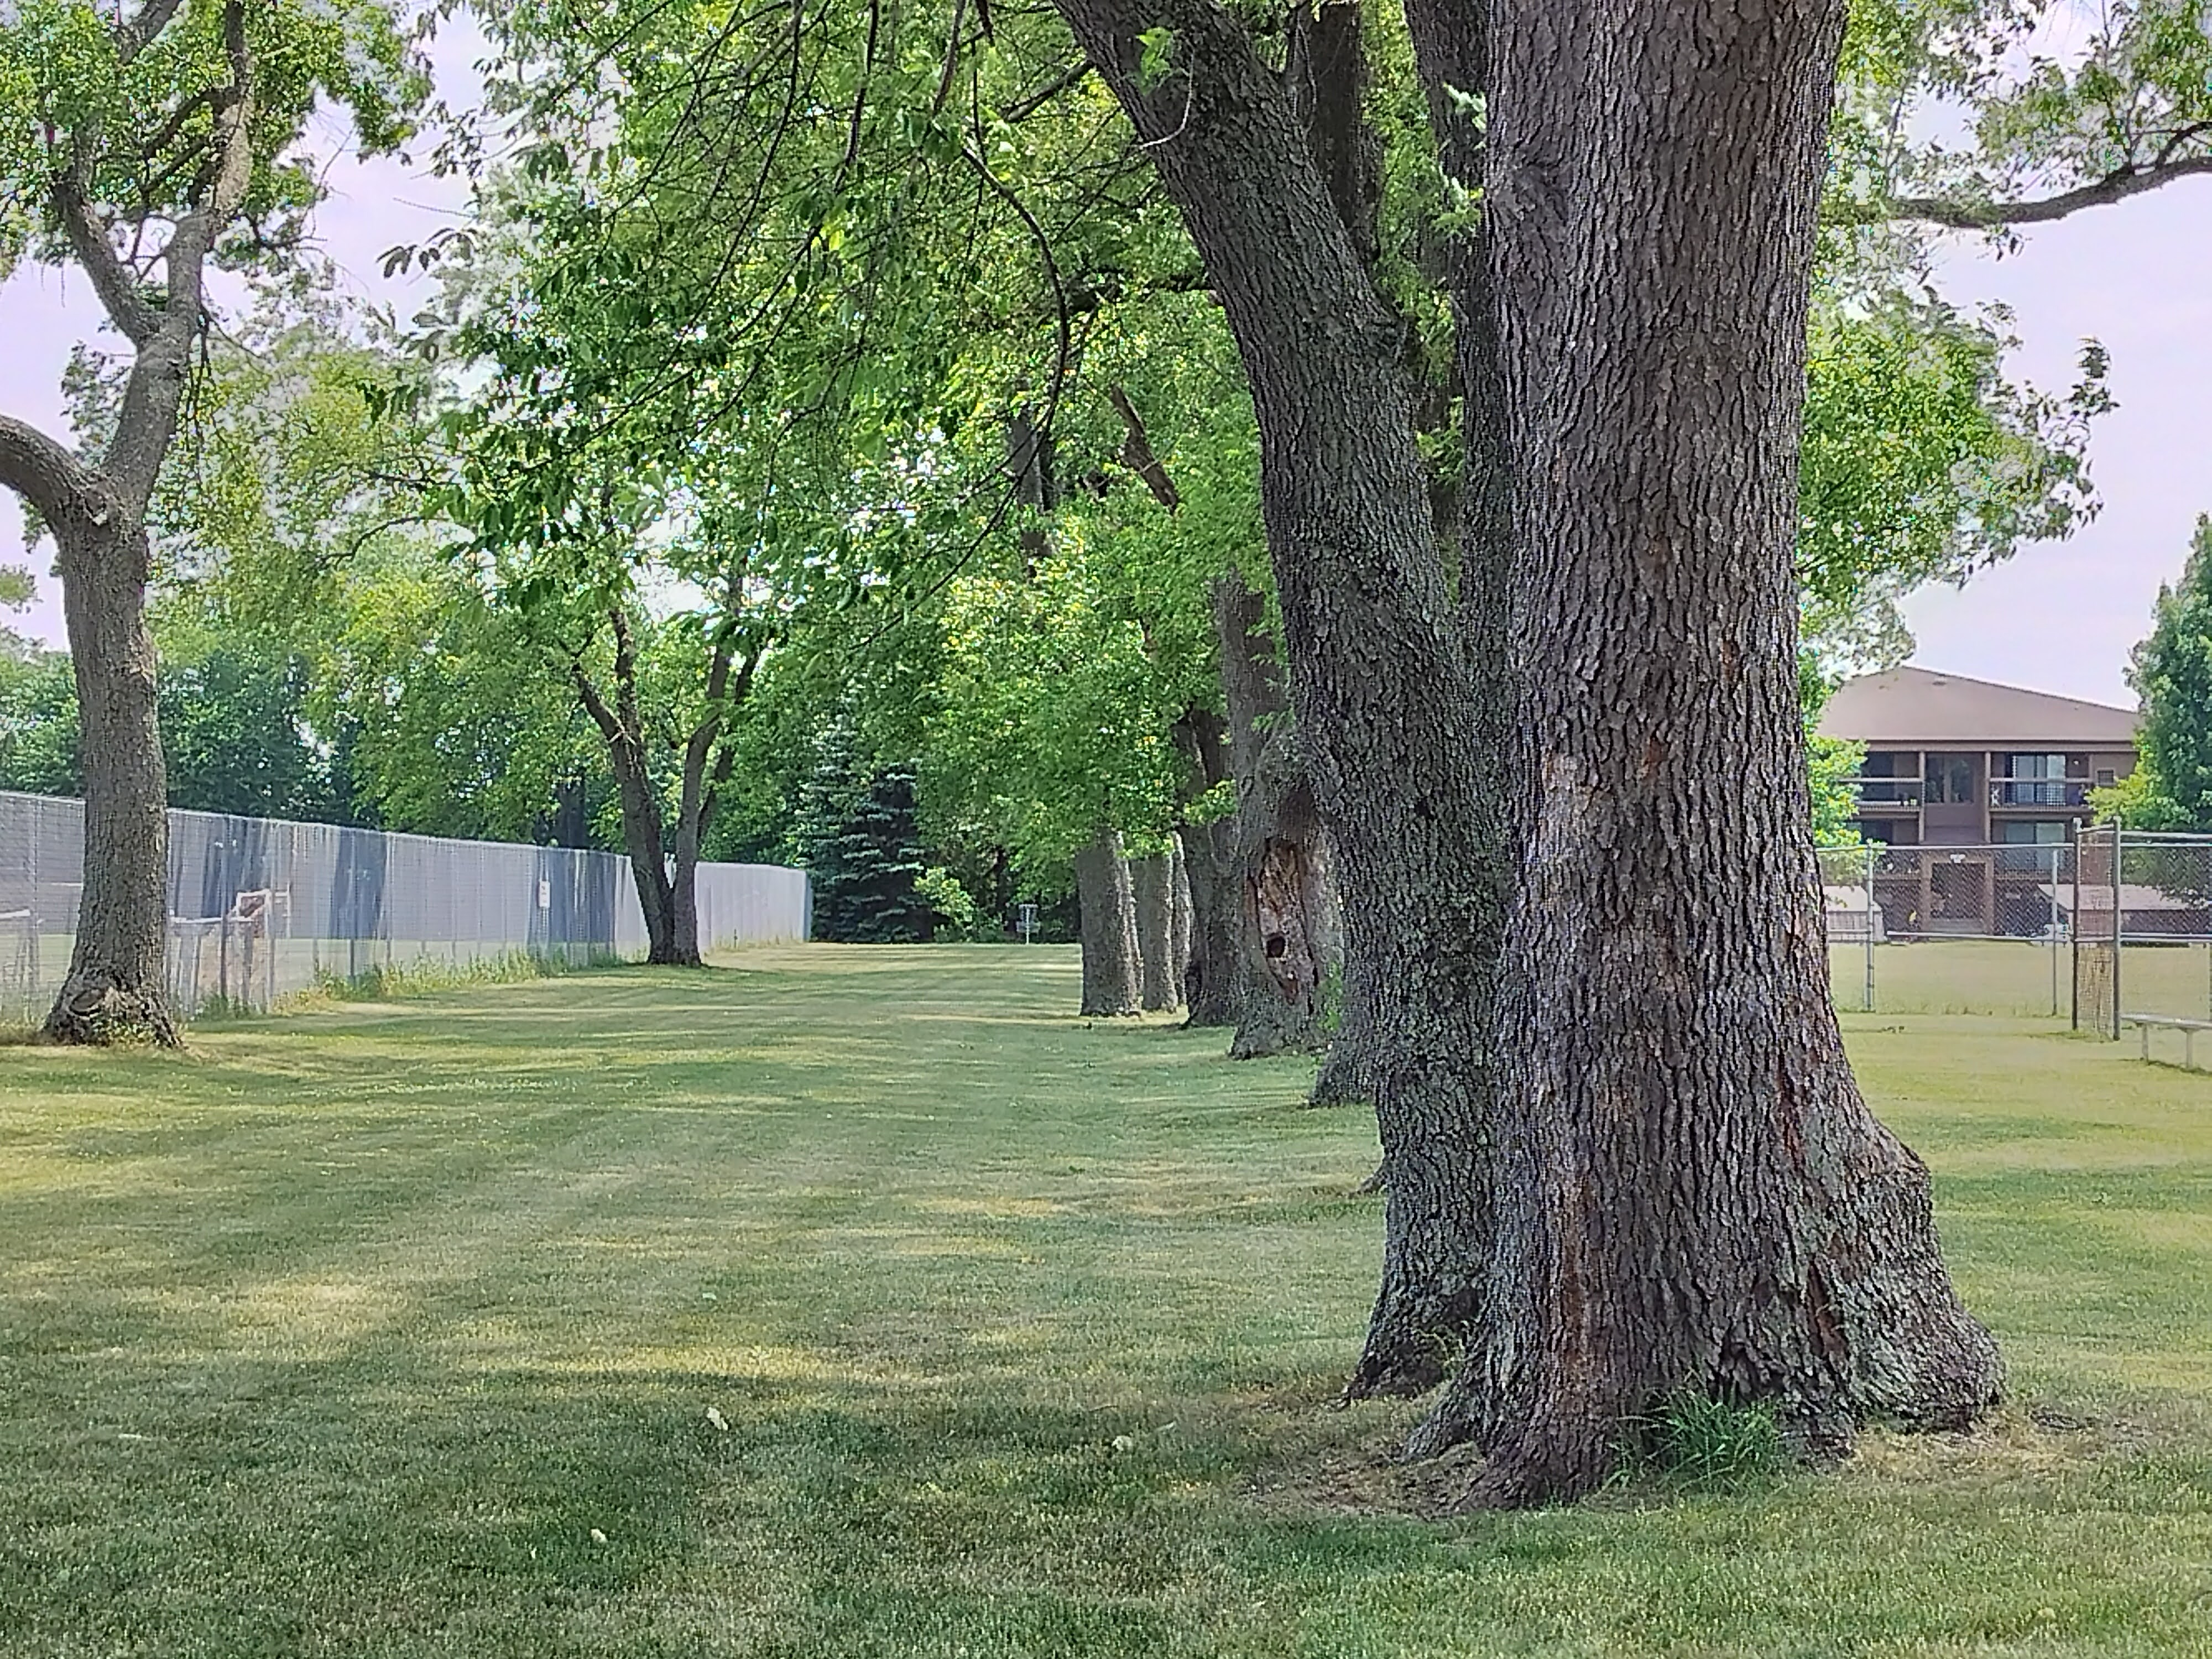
[2,29,2204,713]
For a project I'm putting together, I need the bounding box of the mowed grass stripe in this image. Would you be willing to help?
[1,946,2209,1656]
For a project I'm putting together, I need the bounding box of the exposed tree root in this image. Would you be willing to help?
[43,974,181,1048]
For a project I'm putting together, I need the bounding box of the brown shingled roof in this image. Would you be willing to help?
[1815,666,2138,748]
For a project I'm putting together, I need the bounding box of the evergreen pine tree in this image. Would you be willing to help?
[792,719,930,942]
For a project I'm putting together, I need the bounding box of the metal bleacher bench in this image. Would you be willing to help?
[2121,1013,2212,1068]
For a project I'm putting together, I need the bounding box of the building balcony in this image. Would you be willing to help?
[1989,779,2089,808]
[1847,779,1923,806]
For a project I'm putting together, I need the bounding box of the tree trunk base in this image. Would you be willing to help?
[1307,1041,1371,1105]
[43,972,181,1049]
[1227,1020,1327,1060]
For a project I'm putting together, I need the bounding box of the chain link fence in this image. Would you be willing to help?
[2072,825,2212,1047]
[0,790,811,1025]
[1820,830,2212,1028]
[1819,840,2077,1019]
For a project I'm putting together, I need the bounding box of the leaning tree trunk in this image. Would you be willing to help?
[1073,831,1141,1016]
[45,513,178,1046]
[1130,849,1180,1011]
[1429,0,2001,1505]
[1053,0,1501,1397]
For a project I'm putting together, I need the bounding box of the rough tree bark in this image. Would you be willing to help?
[0,437,180,1047]
[1214,575,1340,1061]
[0,2,264,1045]
[1130,849,1180,1010]
[1052,0,1498,1395]
[1425,0,2002,1504]
[1073,830,1142,1016]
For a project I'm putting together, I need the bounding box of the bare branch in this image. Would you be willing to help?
[1883,155,2212,228]
[1002,59,1093,123]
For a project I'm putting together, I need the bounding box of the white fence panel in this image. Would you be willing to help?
[0,790,810,1022]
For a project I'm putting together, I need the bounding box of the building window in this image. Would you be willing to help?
[2098,768,2117,788]
[2000,821,2069,844]
[1926,755,1976,804]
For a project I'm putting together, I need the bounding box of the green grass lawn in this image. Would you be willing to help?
[4,946,2212,1657]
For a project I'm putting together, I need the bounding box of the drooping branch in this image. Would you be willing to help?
[1881,154,2212,228]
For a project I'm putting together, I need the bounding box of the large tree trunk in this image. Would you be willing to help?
[0,0,254,1047]
[1053,0,1500,1397]
[1227,776,1340,1059]
[1073,830,1141,1016]
[1213,576,1341,1060]
[1428,0,2000,1505]
[1130,850,1179,1010]
[1180,817,1241,1025]
[45,514,178,1045]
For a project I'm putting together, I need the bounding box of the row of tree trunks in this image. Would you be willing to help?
[1078,831,1199,1016]
[1051,0,2000,1503]
[1052,0,1499,1406]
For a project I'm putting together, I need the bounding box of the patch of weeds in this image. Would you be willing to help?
[290,947,624,1008]
[1639,1390,1787,1493]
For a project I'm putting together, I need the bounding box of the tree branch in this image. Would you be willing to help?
[0,413,109,534]
[54,139,161,346]
[1107,385,1180,511]
[569,656,624,744]
[106,1,255,509]
[1883,154,2212,228]
[118,0,189,63]
[1002,59,1093,123]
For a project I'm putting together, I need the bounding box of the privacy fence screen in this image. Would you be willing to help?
[0,790,811,1023]
[1819,829,2212,1027]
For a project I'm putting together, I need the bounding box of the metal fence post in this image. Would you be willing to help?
[2049,843,2062,1019]
[2072,823,2083,1031]
[2112,820,2125,1041]
[1863,842,1876,1013]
